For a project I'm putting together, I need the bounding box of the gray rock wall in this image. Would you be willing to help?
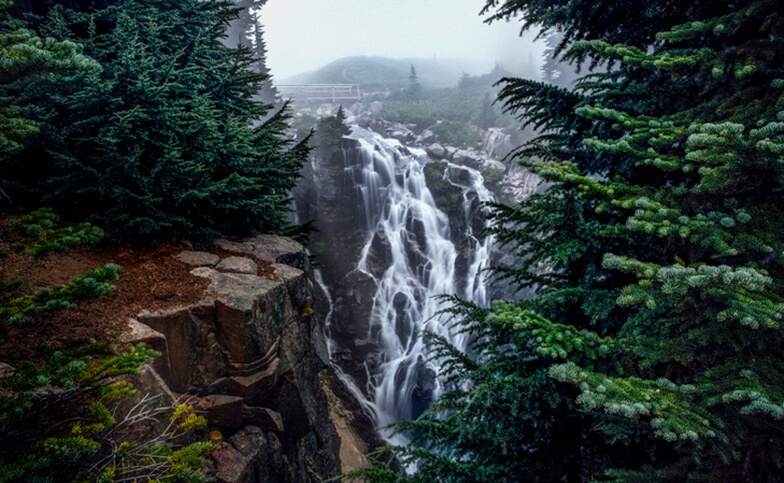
[124,235,341,482]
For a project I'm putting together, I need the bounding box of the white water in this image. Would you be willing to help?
[338,126,495,444]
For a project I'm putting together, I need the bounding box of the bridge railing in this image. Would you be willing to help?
[277,84,362,103]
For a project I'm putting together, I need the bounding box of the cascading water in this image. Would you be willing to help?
[316,125,496,444]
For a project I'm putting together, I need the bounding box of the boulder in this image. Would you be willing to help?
[121,319,170,383]
[387,124,416,144]
[175,250,220,267]
[137,300,226,393]
[243,406,285,432]
[417,129,437,145]
[447,165,473,185]
[425,142,446,159]
[191,268,291,363]
[218,235,306,269]
[212,426,286,483]
[356,112,372,128]
[216,256,258,275]
[482,158,506,173]
[453,149,482,169]
[389,130,413,143]
[202,395,245,429]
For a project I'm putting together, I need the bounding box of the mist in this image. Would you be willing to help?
[259,0,546,81]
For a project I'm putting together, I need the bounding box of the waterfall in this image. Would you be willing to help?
[320,125,495,444]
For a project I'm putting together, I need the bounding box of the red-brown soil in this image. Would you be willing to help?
[0,222,278,362]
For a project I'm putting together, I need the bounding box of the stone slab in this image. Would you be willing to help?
[217,235,305,269]
[175,250,220,267]
[216,256,258,275]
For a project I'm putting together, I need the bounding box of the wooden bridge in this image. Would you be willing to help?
[276,84,362,104]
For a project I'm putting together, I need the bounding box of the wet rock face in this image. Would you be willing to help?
[411,360,436,420]
[126,236,340,482]
[293,138,367,289]
[330,270,378,342]
[482,127,513,160]
[422,160,489,292]
[365,227,393,280]
[296,127,504,401]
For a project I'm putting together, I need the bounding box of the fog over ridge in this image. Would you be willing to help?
[260,0,545,81]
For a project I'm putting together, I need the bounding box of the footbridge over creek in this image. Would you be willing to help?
[276,84,362,104]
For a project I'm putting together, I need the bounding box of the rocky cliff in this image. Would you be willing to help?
[122,235,343,482]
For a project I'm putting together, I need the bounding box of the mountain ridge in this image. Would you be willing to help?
[277,55,506,89]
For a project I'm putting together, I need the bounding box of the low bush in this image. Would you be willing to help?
[0,263,120,341]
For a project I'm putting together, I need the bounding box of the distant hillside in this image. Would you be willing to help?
[278,56,500,89]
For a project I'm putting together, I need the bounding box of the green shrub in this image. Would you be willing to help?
[0,264,120,341]
[0,342,217,482]
[6,208,104,258]
[426,121,483,149]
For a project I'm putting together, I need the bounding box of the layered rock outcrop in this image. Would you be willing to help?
[123,235,341,482]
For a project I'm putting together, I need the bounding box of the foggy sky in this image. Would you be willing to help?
[259,0,546,80]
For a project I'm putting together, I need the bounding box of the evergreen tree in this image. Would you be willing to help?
[314,106,351,159]
[478,92,496,129]
[1,0,307,245]
[354,0,784,481]
[230,0,279,106]
[0,0,98,152]
[409,64,421,96]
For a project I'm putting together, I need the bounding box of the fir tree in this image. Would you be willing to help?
[314,106,351,158]
[0,0,98,152]
[354,0,784,481]
[230,0,279,106]
[1,0,307,245]
[409,64,421,96]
